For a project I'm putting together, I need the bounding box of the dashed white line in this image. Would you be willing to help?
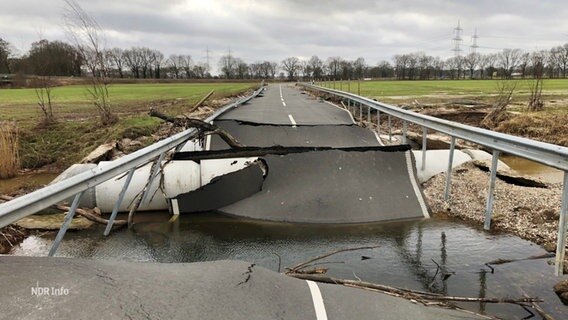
[306,280,328,320]
[280,84,287,107]
[288,114,297,127]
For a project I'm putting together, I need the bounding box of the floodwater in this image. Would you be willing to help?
[501,155,564,184]
[12,213,568,319]
[0,172,58,194]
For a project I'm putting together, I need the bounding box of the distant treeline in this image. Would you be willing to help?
[1,37,568,81]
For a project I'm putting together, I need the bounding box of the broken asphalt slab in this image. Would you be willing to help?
[0,256,485,320]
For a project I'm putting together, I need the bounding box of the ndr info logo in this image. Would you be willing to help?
[31,281,69,297]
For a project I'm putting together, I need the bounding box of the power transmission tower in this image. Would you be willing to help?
[205,46,211,72]
[452,20,463,56]
[471,28,479,54]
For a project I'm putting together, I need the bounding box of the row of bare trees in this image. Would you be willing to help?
[4,36,568,82]
[391,46,568,80]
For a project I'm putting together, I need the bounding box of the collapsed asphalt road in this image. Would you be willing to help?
[0,257,485,320]
[173,84,429,222]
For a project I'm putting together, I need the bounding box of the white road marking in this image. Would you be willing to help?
[280,84,287,107]
[405,151,430,218]
[323,100,355,124]
[306,280,328,320]
[288,114,297,127]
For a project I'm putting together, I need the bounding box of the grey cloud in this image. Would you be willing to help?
[1,0,568,68]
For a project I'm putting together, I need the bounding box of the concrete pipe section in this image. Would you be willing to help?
[0,256,484,320]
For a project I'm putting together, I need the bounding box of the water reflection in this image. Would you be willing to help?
[11,212,566,319]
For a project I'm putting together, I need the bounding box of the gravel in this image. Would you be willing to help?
[423,162,564,253]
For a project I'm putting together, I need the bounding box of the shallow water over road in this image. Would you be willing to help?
[12,213,567,319]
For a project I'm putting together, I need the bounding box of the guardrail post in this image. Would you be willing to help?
[104,168,136,236]
[402,121,408,144]
[359,103,363,121]
[376,110,380,134]
[367,105,371,124]
[555,172,568,276]
[421,127,427,170]
[388,115,392,143]
[444,137,456,201]
[484,150,500,230]
[48,191,84,257]
[140,152,167,206]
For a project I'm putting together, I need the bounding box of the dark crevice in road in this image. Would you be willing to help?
[174,145,411,161]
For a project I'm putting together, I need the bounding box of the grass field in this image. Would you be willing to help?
[0,82,258,170]
[324,79,568,102]
[0,83,257,122]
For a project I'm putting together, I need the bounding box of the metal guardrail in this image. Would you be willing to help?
[0,85,265,238]
[299,82,568,276]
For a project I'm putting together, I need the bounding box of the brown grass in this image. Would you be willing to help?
[0,122,20,178]
[495,113,568,146]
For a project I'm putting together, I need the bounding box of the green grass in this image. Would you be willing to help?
[0,82,257,170]
[0,83,257,123]
[0,83,254,105]
[326,79,568,101]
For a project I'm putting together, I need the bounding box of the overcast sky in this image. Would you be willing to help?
[2,0,568,69]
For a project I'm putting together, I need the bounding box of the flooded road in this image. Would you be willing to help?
[12,213,567,319]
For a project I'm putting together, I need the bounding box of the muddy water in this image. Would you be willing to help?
[501,155,564,184]
[0,172,58,194]
[11,213,567,319]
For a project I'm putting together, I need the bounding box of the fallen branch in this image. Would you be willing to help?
[486,253,555,266]
[149,109,244,148]
[286,245,380,273]
[188,90,214,113]
[0,194,127,226]
[286,273,543,305]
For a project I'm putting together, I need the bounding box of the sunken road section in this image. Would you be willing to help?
[0,256,484,320]
[173,84,429,223]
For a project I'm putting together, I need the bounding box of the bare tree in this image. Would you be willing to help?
[527,51,545,111]
[107,47,124,78]
[353,57,367,79]
[281,56,300,80]
[32,39,55,125]
[218,54,235,79]
[326,56,342,80]
[167,54,181,78]
[308,56,323,79]
[498,48,522,79]
[464,52,480,79]
[481,80,517,128]
[0,38,12,73]
[180,55,193,78]
[151,50,164,79]
[477,54,489,79]
[64,0,117,125]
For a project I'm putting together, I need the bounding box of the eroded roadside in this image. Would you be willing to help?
[0,88,258,253]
